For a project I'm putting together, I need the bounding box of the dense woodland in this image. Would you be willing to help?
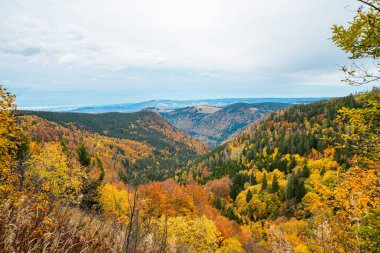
[188,89,379,252]
[18,110,208,184]
[1,1,380,252]
[1,85,379,252]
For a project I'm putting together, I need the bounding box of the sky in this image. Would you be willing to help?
[0,0,374,107]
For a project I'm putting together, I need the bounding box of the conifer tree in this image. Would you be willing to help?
[261,173,268,191]
[246,190,253,203]
[270,174,279,193]
[215,197,223,210]
[77,144,91,167]
[285,175,295,201]
[300,164,310,178]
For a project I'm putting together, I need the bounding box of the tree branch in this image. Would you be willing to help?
[358,0,380,12]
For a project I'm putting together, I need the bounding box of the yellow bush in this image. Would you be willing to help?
[294,243,310,253]
[216,237,243,253]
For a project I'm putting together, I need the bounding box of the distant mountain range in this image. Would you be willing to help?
[20,97,327,113]
[156,102,293,146]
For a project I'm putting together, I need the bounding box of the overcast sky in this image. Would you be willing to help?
[0,0,373,106]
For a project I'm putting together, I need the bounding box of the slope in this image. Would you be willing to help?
[17,111,208,183]
[160,102,292,147]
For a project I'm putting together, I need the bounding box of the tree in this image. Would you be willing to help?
[216,238,243,253]
[332,0,380,85]
[358,209,380,252]
[261,173,268,191]
[25,143,85,203]
[246,190,253,203]
[270,174,279,193]
[336,88,380,168]
[300,164,310,178]
[77,143,91,167]
[285,175,294,201]
[0,85,20,200]
[165,216,220,252]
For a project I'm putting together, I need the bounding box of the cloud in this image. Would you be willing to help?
[1,0,357,71]
[0,0,368,106]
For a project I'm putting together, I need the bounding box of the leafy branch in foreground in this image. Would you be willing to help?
[332,0,380,85]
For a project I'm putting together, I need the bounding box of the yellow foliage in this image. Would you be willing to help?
[0,85,20,200]
[25,143,85,203]
[216,237,243,253]
[165,216,220,252]
[98,183,133,221]
[294,243,310,253]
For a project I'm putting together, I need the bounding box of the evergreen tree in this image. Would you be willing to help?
[215,197,223,210]
[285,175,294,200]
[300,164,310,178]
[270,174,279,193]
[246,190,253,203]
[288,156,297,172]
[261,173,268,191]
[77,144,91,167]
[295,177,306,203]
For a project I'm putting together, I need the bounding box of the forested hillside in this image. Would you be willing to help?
[1,85,379,252]
[17,110,208,183]
[160,102,291,146]
[187,89,379,251]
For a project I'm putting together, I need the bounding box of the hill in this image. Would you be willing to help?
[182,90,379,251]
[17,110,208,183]
[192,94,360,185]
[160,102,292,147]
[21,97,325,113]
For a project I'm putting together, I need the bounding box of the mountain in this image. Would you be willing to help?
[190,94,361,208]
[192,94,360,183]
[17,110,208,183]
[20,97,326,113]
[159,102,292,147]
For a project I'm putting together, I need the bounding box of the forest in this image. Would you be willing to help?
[1,0,380,252]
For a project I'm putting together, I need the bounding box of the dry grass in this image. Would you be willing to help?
[0,196,129,253]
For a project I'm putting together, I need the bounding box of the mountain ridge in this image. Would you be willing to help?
[17,110,209,183]
[159,102,293,147]
[20,97,327,113]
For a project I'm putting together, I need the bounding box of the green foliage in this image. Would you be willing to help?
[300,164,310,178]
[332,0,380,85]
[336,88,380,168]
[270,174,279,193]
[246,189,253,203]
[77,143,91,167]
[261,173,268,191]
[358,209,380,252]
[215,197,223,210]
[285,172,307,204]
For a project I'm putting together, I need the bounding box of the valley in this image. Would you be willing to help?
[1,1,379,252]
[159,102,292,146]
[2,87,379,252]
[17,110,208,184]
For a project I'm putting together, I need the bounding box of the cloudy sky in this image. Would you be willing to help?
[0,0,373,106]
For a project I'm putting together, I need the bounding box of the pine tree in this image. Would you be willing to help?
[295,177,306,203]
[246,190,253,203]
[261,173,268,191]
[300,164,310,178]
[215,197,223,210]
[288,156,297,172]
[285,175,294,200]
[77,144,91,167]
[270,174,279,193]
